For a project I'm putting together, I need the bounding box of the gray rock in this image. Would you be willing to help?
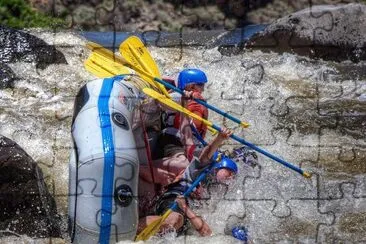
[246,3,366,62]
[0,135,61,238]
[0,26,67,69]
[72,5,96,28]
[0,63,15,89]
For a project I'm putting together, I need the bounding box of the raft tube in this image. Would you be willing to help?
[68,76,141,243]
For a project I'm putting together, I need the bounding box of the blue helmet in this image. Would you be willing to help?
[232,226,248,241]
[177,68,208,90]
[214,156,238,174]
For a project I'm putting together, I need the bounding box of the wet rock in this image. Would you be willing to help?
[278,218,314,237]
[72,5,97,28]
[319,147,366,175]
[0,26,67,69]
[0,135,61,238]
[246,4,366,62]
[28,0,55,14]
[0,63,15,89]
[339,212,366,233]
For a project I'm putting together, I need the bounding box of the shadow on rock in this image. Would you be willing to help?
[0,26,67,69]
[0,135,61,238]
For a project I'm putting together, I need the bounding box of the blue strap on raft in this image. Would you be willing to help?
[98,75,124,244]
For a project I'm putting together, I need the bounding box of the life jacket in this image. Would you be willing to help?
[160,91,182,130]
[161,91,208,160]
[173,93,208,139]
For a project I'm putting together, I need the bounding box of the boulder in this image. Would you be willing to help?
[0,135,61,238]
[246,3,366,62]
[0,26,67,69]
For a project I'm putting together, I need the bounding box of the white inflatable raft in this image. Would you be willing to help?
[68,75,145,243]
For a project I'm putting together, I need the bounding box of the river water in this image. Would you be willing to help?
[1,29,365,243]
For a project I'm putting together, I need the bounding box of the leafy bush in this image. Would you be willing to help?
[0,0,65,29]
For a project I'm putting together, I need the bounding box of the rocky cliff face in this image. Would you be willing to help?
[28,0,361,32]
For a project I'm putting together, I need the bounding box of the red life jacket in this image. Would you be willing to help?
[173,92,208,160]
[173,92,208,138]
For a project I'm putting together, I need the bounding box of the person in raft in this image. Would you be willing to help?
[150,68,210,177]
[138,68,211,217]
[137,128,238,237]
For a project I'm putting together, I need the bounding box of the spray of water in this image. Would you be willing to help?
[1,30,365,243]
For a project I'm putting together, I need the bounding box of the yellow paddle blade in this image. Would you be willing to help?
[86,41,165,94]
[86,42,127,65]
[119,36,160,77]
[86,42,135,75]
[135,209,173,241]
[85,42,132,77]
[84,53,133,77]
[142,87,215,130]
[85,57,151,91]
[85,43,157,90]
[119,36,171,98]
[84,57,114,78]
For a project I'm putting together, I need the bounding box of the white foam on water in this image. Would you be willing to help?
[1,30,365,243]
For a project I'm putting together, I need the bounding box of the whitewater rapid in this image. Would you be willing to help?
[1,30,365,243]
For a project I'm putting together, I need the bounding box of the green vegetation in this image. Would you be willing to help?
[0,0,66,29]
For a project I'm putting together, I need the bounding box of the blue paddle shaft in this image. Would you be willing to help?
[171,161,217,211]
[155,78,306,176]
[210,124,305,176]
[155,78,244,125]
